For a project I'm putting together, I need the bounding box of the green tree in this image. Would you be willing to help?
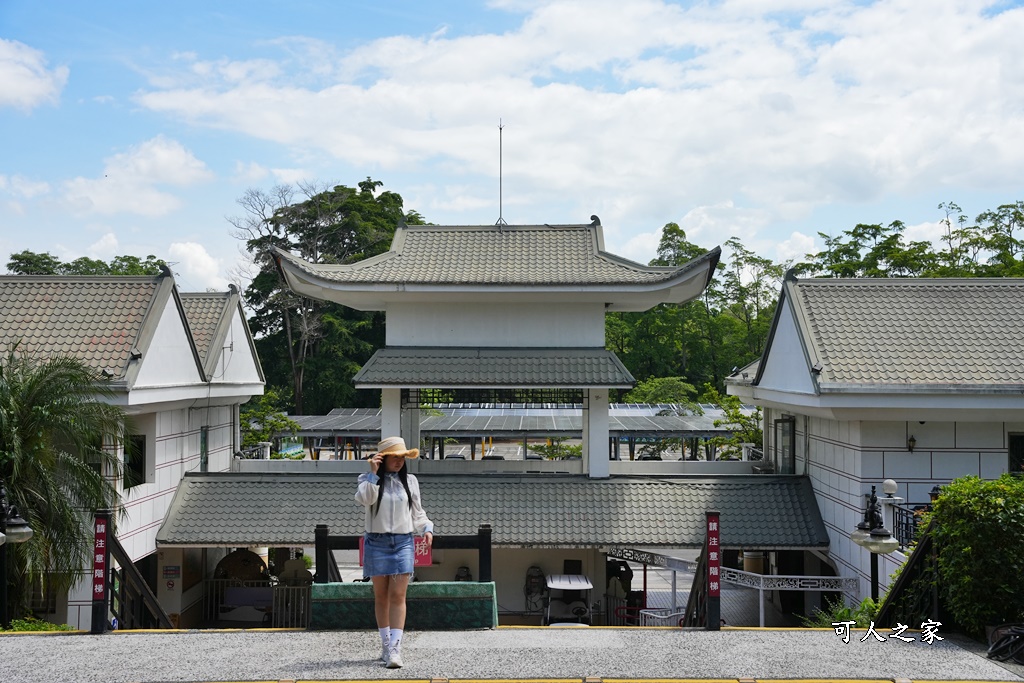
[239,388,301,450]
[231,178,425,414]
[697,383,763,455]
[623,376,699,407]
[5,251,166,276]
[929,474,1024,638]
[0,345,128,619]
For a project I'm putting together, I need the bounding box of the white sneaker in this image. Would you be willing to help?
[386,645,403,669]
[379,644,389,663]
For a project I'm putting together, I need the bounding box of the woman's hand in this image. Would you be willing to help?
[368,453,383,474]
[424,531,433,549]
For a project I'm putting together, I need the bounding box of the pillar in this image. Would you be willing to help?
[584,388,610,478]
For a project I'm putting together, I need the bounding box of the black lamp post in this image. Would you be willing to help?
[1,481,34,629]
[851,485,898,602]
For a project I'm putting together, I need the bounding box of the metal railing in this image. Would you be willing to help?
[203,578,311,628]
[892,502,932,550]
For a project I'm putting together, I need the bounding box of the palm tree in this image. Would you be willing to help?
[0,345,128,619]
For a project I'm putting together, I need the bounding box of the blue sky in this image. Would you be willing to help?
[2,0,1023,291]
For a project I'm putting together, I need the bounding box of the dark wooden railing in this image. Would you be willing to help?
[680,544,709,627]
[313,524,493,583]
[106,534,174,630]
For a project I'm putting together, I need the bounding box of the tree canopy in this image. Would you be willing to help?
[231,178,424,414]
[5,252,166,276]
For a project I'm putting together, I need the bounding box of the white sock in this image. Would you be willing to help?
[390,628,403,649]
[378,627,391,649]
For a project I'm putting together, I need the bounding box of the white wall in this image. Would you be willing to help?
[791,410,1014,602]
[385,302,606,347]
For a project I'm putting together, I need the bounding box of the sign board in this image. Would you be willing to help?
[359,535,432,568]
[706,511,721,597]
[92,517,107,600]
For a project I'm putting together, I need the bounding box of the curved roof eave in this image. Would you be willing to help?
[271,245,720,311]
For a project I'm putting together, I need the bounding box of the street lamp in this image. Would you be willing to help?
[851,485,898,602]
[1,481,34,629]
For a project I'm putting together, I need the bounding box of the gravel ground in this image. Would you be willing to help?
[4,627,1022,683]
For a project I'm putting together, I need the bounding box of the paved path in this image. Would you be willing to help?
[4,626,1022,683]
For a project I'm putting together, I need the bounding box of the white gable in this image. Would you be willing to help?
[210,309,264,385]
[756,299,816,395]
[132,299,203,390]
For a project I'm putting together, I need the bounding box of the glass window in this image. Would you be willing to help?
[124,434,147,489]
[774,417,795,474]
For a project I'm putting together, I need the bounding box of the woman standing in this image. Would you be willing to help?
[355,436,434,669]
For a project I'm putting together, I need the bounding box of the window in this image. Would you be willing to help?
[774,417,796,474]
[124,434,147,489]
[1009,433,1024,476]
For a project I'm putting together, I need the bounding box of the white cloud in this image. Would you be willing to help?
[775,231,819,264]
[271,168,312,185]
[234,161,269,183]
[168,241,229,291]
[86,232,119,260]
[129,1,1024,260]
[0,39,68,111]
[63,136,214,216]
[0,174,51,198]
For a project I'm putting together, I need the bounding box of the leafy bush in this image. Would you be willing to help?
[528,438,582,460]
[2,616,74,632]
[801,596,878,628]
[929,474,1024,638]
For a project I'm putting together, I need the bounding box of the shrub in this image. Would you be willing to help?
[929,473,1024,638]
[2,616,75,632]
[801,596,878,628]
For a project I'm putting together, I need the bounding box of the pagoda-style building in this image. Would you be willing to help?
[272,218,720,478]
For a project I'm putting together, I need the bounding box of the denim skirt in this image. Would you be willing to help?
[363,532,415,578]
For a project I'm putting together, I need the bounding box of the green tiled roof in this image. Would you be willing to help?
[353,347,635,388]
[784,277,1024,390]
[157,472,829,550]
[0,275,162,379]
[272,224,719,286]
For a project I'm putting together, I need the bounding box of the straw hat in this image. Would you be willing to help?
[375,436,419,459]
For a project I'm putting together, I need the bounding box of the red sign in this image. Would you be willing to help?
[359,535,432,568]
[92,517,107,600]
[706,512,720,597]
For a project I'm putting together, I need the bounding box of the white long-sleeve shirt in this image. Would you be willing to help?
[355,471,434,535]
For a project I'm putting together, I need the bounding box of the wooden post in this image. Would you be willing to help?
[706,510,721,631]
[478,524,492,582]
[314,524,330,584]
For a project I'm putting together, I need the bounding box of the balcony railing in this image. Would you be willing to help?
[892,502,932,550]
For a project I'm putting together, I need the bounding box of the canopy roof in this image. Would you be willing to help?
[352,347,635,389]
[270,222,721,311]
[157,472,829,550]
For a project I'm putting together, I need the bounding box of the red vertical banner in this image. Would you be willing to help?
[706,511,721,597]
[93,516,107,599]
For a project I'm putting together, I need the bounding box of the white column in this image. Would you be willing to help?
[381,388,402,439]
[585,388,610,479]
